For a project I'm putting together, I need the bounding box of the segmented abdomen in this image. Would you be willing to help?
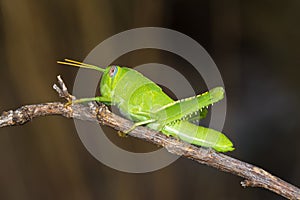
[162,121,234,152]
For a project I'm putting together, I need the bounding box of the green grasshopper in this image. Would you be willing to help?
[57,59,234,152]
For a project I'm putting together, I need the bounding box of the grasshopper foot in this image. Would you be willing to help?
[122,119,156,135]
[64,100,73,107]
[117,131,128,137]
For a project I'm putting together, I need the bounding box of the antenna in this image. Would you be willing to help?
[57,59,105,72]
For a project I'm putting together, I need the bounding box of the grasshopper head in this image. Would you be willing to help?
[56,59,129,104]
[100,65,129,101]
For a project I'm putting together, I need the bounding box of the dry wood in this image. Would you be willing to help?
[0,76,299,200]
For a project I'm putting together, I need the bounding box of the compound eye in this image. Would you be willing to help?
[109,66,118,78]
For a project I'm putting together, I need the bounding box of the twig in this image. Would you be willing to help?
[0,76,299,200]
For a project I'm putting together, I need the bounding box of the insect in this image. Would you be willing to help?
[57,59,234,152]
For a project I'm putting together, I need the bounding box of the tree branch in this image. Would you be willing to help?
[0,76,299,200]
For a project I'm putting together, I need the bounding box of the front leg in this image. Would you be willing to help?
[65,96,111,106]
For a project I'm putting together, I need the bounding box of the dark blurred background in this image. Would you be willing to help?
[0,0,299,199]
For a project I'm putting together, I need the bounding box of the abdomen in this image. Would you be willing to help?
[162,121,234,152]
